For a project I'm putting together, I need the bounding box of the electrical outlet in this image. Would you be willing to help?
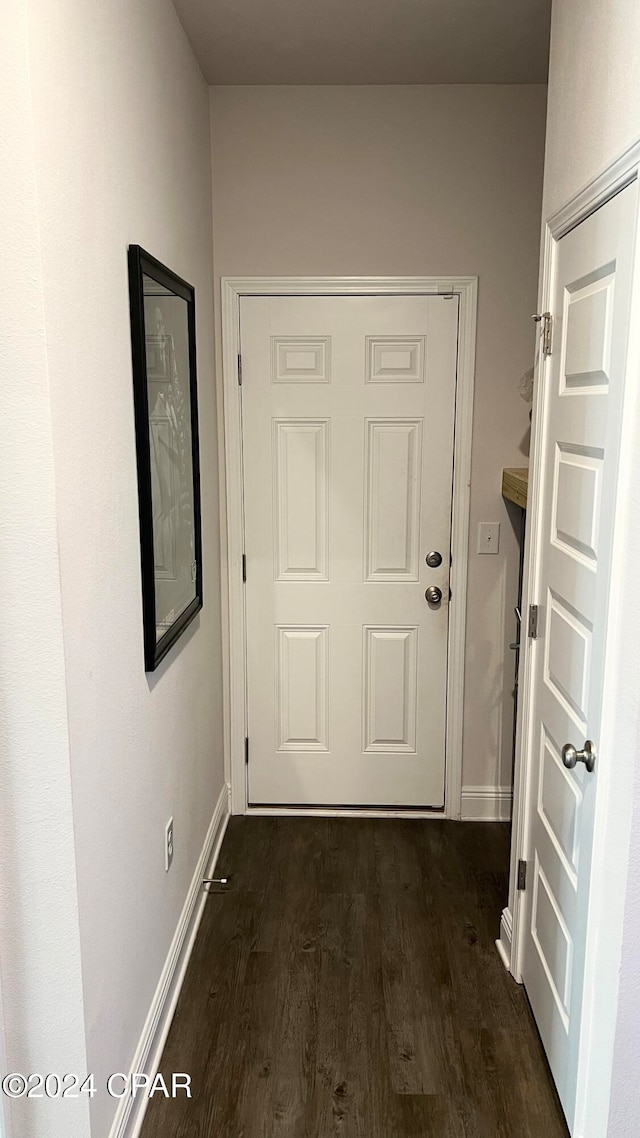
[165,817,174,872]
[477,522,500,555]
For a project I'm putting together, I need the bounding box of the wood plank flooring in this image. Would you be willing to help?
[140,818,569,1138]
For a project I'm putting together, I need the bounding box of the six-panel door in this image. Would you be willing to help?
[241,294,459,807]
[521,182,637,1129]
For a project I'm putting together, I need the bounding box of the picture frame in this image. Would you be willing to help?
[128,245,203,671]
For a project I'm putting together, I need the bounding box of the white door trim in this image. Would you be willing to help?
[220,276,477,818]
[508,138,640,1137]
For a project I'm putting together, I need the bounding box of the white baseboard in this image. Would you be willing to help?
[496,906,513,971]
[460,785,512,822]
[108,781,230,1138]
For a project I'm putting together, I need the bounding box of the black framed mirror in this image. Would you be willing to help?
[128,245,203,671]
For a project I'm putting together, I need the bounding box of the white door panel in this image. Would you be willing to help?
[241,294,458,806]
[522,182,637,1129]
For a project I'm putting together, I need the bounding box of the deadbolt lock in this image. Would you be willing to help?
[426,550,443,568]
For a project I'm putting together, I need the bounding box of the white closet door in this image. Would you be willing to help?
[521,182,637,1128]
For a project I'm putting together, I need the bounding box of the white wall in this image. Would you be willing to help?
[608,740,640,1136]
[0,6,90,1136]
[543,0,640,217]
[1,2,225,1136]
[210,84,547,801]
[536,2,640,1133]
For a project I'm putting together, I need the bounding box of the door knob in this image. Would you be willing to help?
[561,740,596,773]
[426,550,443,568]
[425,585,442,605]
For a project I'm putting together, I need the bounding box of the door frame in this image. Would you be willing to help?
[504,140,640,1137]
[220,276,478,817]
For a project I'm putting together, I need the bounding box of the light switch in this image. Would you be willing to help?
[477,522,500,555]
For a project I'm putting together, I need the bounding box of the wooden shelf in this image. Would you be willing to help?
[502,467,529,509]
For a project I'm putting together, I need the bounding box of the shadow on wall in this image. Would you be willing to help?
[517,361,535,458]
[465,550,511,786]
[146,614,201,693]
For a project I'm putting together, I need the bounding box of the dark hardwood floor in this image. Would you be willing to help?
[141,818,569,1137]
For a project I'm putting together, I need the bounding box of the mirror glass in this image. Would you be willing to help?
[143,275,196,642]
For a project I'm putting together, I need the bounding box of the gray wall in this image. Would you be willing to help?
[210,83,548,801]
[1,1,225,1135]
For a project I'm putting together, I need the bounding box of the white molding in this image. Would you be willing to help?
[108,782,230,1138]
[460,785,512,822]
[220,280,247,816]
[496,906,513,971]
[446,278,477,820]
[220,275,477,819]
[508,220,553,988]
[549,136,640,240]
[510,136,640,1137]
[246,806,445,820]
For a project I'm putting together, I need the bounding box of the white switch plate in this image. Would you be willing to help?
[477,522,500,555]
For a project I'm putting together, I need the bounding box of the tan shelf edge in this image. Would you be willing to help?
[502,467,528,509]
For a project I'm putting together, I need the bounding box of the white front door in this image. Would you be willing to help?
[241,294,459,807]
[521,182,637,1129]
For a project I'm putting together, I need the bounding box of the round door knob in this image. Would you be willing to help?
[561,740,596,773]
[425,585,442,605]
[426,550,443,568]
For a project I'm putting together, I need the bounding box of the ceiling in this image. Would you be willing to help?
[173,0,552,85]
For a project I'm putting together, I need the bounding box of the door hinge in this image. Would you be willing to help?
[517,859,527,891]
[532,311,553,357]
[238,354,243,385]
[244,737,249,765]
[528,603,540,639]
[242,553,247,582]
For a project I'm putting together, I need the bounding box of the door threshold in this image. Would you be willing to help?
[246,804,447,819]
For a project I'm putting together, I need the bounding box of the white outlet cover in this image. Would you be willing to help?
[477,522,500,555]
